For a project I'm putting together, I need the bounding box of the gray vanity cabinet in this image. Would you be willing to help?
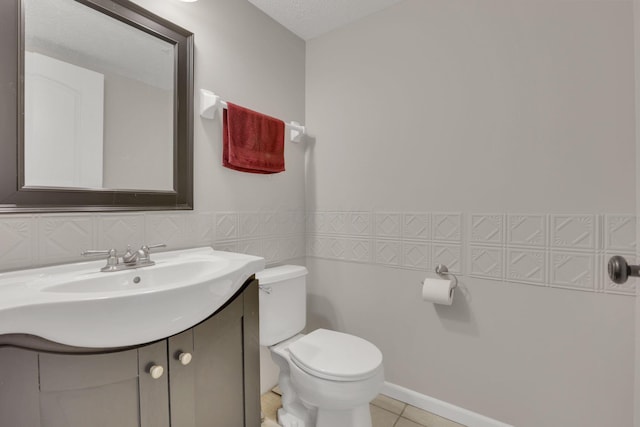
[0,279,260,427]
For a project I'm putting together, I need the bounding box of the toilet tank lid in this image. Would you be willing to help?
[255,265,308,285]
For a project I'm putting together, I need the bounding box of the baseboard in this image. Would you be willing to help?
[381,382,513,427]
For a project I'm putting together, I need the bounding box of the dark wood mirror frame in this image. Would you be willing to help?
[0,0,193,213]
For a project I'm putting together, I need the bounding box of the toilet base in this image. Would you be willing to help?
[316,404,372,427]
[277,408,307,427]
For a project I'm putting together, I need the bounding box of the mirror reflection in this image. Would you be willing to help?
[23,0,175,191]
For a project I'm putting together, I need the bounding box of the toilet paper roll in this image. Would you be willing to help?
[421,277,455,305]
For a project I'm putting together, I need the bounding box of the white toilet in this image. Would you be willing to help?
[256,265,384,427]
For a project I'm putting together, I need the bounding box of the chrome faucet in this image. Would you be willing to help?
[82,244,166,272]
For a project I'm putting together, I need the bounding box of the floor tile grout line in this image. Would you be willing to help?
[263,391,459,427]
[369,401,407,417]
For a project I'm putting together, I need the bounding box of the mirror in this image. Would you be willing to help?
[24,0,176,191]
[0,0,193,212]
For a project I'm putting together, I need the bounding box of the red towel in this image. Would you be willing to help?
[223,102,285,174]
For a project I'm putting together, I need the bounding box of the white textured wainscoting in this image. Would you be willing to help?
[306,212,636,296]
[3,210,635,297]
[0,211,305,272]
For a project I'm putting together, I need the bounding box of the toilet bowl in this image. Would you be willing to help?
[257,266,384,427]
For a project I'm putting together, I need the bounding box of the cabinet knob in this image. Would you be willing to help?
[149,364,164,379]
[178,352,192,366]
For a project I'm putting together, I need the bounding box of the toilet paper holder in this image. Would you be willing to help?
[434,264,458,288]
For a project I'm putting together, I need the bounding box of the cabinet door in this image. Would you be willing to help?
[0,347,40,427]
[168,329,195,427]
[193,294,245,427]
[39,349,141,427]
[138,340,171,427]
[37,340,169,427]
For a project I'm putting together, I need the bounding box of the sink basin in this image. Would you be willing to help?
[0,247,265,348]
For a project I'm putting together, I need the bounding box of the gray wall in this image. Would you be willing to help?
[102,73,173,191]
[305,0,635,425]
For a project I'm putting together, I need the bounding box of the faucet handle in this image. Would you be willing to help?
[81,248,118,257]
[139,243,166,261]
[81,248,120,271]
[145,243,167,251]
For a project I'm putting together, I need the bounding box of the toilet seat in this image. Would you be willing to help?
[288,329,383,382]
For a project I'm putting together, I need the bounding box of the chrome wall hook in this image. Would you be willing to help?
[435,264,458,288]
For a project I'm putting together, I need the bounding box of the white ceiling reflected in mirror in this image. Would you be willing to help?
[23,0,175,191]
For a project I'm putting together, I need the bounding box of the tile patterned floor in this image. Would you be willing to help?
[260,388,466,427]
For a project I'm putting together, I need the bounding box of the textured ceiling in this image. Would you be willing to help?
[247,0,404,40]
[25,0,174,90]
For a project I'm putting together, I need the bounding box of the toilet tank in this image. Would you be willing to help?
[256,265,308,346]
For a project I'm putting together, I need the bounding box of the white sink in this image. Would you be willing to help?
[0,247,265,348]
